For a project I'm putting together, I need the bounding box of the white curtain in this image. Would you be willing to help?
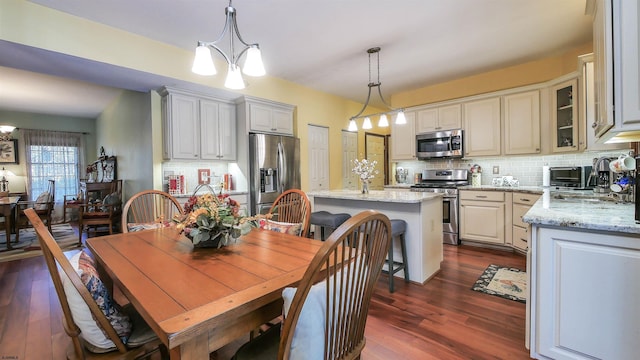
[21,129,86,223]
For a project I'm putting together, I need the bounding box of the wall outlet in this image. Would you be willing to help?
[492,166,499,174]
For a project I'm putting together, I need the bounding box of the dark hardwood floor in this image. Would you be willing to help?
[0,227,530,360]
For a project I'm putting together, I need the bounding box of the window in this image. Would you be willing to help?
[29,145,79,201]
[23,129,85,201]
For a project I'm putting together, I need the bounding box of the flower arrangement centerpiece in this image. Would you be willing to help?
[352,158,379,194]
[173,193,262,248]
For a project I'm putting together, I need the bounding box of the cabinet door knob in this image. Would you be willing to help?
[592,122,598,129]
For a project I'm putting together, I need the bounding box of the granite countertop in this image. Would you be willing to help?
[384,183,413,189]
[523,189,639,235]
[309,190,442,203]
[459,185,544,194]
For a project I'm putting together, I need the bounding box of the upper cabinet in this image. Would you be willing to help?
[199,99,237,160]
[160,87,237,161]
[391,111,416,161]
[589,0,640,142]
[503,90,541,155]
[463,97,501,157]
[578,54,631,151]
[237,96,295,135]
[416,104,462,133]
[551,79,579,153]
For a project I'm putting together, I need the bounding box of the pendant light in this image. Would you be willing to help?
[348,47,405,131]
[192,0,265,89]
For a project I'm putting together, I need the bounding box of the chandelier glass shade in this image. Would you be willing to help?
[348,47,405,131]
[192,0,265,89]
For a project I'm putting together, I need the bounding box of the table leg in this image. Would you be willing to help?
[5,206,12,250]
[169,333,209,360]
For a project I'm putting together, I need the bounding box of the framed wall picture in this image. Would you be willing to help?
[0,139,18,164]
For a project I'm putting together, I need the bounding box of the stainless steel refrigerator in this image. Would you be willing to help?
[249,133,300,215]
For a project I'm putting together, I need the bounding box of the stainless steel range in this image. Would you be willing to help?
[410,169,469,245]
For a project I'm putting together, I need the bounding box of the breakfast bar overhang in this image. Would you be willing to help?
[309,190,443,284]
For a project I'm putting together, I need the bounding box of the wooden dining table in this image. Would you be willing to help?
[1,196,20,250]
[86,227,323,360]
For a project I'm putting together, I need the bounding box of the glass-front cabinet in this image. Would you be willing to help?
[552,78,578,152]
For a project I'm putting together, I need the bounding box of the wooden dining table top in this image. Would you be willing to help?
[86,227,323,359]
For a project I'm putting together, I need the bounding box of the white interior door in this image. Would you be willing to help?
[308,125,329,191]
[365,133,386,190]
[342,131,358,190]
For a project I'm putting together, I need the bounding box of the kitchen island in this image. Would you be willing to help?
[309,190,443,284]
[523,190,640,359]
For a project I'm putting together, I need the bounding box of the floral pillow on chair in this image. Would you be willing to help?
[259,219,303,236]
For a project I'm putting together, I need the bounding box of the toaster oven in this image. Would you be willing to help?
[549,166,593,189]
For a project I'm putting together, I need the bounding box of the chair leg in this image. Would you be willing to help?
[78,222,83,246]
[388,236,395,293]
[400,233,409,282]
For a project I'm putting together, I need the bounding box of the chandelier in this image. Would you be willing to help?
[348,47,406,131]
[191,0,265,90]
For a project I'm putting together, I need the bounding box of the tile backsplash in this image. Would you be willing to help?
[162,161,246,194]
[394,149,633,186]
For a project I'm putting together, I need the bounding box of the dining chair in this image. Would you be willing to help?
[15,179,55,243]
[121,190,183,233]
[77,180,123,245]
[232,210,392,360]
[24,208,168,360]
[267,189,311,238]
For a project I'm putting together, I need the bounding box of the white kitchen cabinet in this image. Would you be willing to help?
[200,99,236,160]
[511,193,540,252]
[459,190,505,245]
[578,54,631,151]
[530,226,640,359]
[589,0,640,142]
[390,110,416,161]
[462,97,501,157]
[163,92,200,160]
[551,78,579,153]
[241,97,294,135]
[161,87,237,161]
[503,90,541,155]
[416,104,461,133]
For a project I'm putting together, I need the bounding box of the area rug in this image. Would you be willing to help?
[471,264,527,303]
[0,223,80,263]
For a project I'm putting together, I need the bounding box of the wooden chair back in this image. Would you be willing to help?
[16,179,55,242]
[279,210,391,360]
[24,208,162,359]
[121,190,183,233]
[268,189,311,237]
[77,180,124,244]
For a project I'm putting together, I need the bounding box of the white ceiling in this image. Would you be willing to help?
[0,0,593,118]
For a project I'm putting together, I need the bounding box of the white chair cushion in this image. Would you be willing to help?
[282,280,327,360]
[60,251,132,351]
[35,191,51,210]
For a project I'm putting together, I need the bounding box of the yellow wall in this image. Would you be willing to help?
[0,0,394,190]
[0,0,592,191]
[391,42,593,108]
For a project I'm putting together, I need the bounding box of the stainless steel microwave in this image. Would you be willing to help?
[416,129,463,159]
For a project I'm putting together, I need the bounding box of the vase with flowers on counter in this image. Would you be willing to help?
[352,158,379,194]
